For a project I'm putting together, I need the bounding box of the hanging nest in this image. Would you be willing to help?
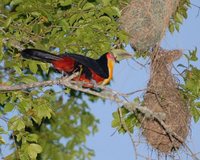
[120,0,180,52]
[142,48,190,153]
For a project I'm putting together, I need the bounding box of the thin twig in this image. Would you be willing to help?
[118,107,138,160]
[126,88,146,96]
[191,3,200,17]
[0,73,166,122]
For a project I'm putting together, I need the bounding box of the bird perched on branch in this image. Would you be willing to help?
[21,49,118,88]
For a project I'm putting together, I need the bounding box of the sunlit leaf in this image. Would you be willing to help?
[8,116,25,131]
[191,107,200,123]
[27,134,39,143]
[28,143,42,159]
[29,61,38,74]
[4,103,14,112]
[82,3,95,10]
[60,0,72,6]
[0,136,5,144]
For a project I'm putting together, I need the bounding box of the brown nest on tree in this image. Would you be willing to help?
[141,48,190,153]
[120,0,180,52]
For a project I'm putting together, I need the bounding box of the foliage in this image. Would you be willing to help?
[112,99,140,134]
[169,0,191,33]
[180,48,200,123]
[0,0,127,159]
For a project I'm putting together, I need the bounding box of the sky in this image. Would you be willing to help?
[0,1,200,160]
[87,1,200,160]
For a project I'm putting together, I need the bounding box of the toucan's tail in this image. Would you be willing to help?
[21,49,61,63]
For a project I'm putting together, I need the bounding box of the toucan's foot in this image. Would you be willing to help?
[61,71,70,79]
[90,80,102,92]
[91,87,102,92]
[90,79,97,88]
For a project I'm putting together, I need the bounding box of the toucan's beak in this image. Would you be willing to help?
[114,56,119,63]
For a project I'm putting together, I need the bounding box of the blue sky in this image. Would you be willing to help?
[87,1,200,160]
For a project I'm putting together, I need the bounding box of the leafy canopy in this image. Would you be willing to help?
[0,0,127,159]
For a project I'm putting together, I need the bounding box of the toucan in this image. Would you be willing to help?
[21,49,117,88]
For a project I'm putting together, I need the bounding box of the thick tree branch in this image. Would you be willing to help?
[0,73,197,159]
[0,73,165,121]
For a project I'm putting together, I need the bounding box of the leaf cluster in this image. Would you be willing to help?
[0,0,127,159]
[169,0,191,33]
[111,106,139,134]
[0,0,127,57]
[179,48,200,123]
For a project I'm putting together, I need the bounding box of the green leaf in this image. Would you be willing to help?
[31,11,41,17]
[195,102,200,108]
[8,116,25,131]
[112,110,119,119]
[3,17,12,28]
[78,0,87,8]
[0,94,8,104]
[189,47,198,61]
[191,107,200,123]
[111,118,119,128]
[21,75,38,83]
[0,127,7,134]
[103,6,120,17]
[0,136,5,144]
[102,0,111,6]
[59,19,70,32]
[178,6,188,18]
[29,61,38,74]
[133,97,140,103]
[4,103,14,112]
[15,131,25,142]
[18,100,32,113]
[22,116,33,128]
[120,107,129,115]
[82,3,95,11]
[14,66,22,75]
[32,103,53,124]
[175,23,180,32]
[28,143,42,159]
[0,51,3,61]
[39,63,49,73]
[98,16,111,23]
[38,105,53,119]
[60,0,72,6]
[174,12,183,24]
[65,88,71,94]
[69,14,80,25]
[111,109,124,132]
[32,24,42,34]
[10,0,23,6]
[27,134,39,143]
[19,152,30,160]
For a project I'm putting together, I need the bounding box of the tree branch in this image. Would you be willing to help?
[191,3,200,17]
[0,73,197,159]
[0,73,166,121]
